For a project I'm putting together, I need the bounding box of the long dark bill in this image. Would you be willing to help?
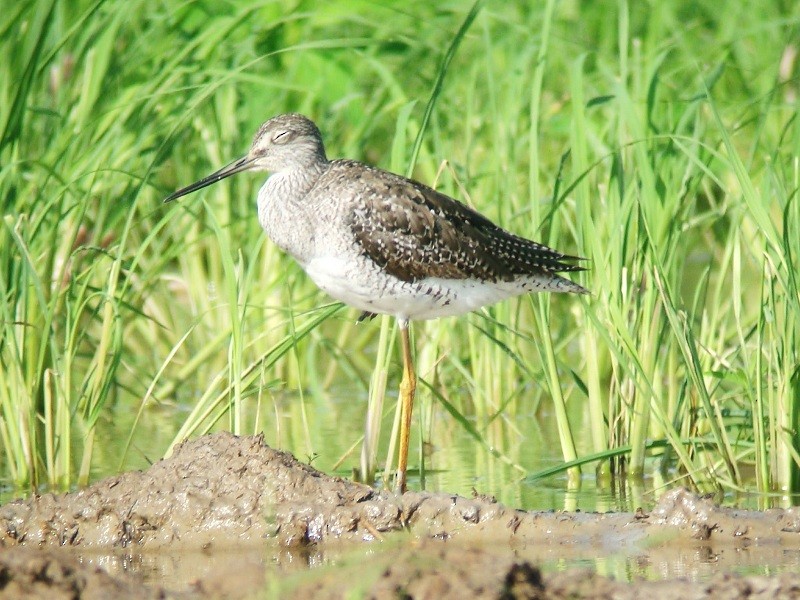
[164,155,256,203]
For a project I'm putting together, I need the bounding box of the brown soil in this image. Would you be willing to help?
[1,432,798,599]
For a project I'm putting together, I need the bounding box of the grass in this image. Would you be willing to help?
[1,0,798,504]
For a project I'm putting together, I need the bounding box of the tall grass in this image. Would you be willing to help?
[0,0,797,503]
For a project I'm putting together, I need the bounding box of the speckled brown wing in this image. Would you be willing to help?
[342,161,585,284]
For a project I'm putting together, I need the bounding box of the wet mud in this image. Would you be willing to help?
[1,432,799,598]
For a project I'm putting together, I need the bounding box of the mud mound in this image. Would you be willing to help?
[1,432,383,549]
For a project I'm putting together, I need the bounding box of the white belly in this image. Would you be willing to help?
[303,256,533,321]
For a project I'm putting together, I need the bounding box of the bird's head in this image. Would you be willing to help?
[164,113,327,203]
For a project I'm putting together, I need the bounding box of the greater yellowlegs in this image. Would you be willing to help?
[165,113,588,493]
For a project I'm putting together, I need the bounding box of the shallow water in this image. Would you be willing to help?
[70,536,800,595]
[2,383,795,514]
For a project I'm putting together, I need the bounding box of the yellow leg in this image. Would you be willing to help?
[395,320,416,493]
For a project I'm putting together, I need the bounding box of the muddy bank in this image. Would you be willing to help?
[0,546,175,600]
[1,432,799,598]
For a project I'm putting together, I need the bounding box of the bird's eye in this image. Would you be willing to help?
[273,130,294,144]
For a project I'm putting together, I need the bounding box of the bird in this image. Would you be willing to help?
[164,113,588,493]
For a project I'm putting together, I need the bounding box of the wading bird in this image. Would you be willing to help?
[165,113,588,492]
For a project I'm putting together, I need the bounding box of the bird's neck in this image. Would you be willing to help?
[256,163,327,265]
[273,162,326,199]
